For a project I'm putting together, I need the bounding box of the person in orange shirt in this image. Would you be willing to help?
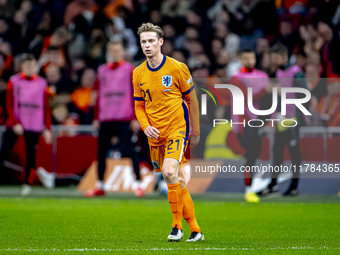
[63,0,98,26]
[317,74,340,127]
[39,27,71,72]
[133,23,203,242]
[103,0,133,20]
[70,68,96,124]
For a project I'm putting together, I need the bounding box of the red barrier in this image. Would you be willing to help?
[4,135,340,183]
[327,137,340,162]
[55,136,97,174]
[283,137,325,162]
[6,135,97,182]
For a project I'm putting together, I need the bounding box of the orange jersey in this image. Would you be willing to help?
[133,55,200,146]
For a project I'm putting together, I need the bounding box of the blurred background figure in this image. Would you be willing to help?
[317,74,340,127]
[83,41,142,198]
[69,67,97,124]
[229,49,270,203]
[0,52,10,124]
[0,53,51,196]
[259,44,309,197]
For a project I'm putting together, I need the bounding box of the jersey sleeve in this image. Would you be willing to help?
[44,88,52,130]
[93,80,100,120]
[230,77,246,133]
[178,64,194,94]
[133,70,144,101]
[5,80,21,127]
[178,64,200,136]
[133,69,151,131]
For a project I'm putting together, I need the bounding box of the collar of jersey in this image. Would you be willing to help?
[20,72,38,80]
[239,66,254,73]
[147,55,166,72]
[107,60,125,69]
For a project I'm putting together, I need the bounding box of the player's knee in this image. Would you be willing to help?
[163,165,177,183]
[163,159,179,183]
[163,170,176,183]
[163,171,173,177]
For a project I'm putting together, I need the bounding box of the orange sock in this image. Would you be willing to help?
[182,187,201,233]
[167,182,183,230]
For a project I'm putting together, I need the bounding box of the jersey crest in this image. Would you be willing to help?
[162,75,172,88]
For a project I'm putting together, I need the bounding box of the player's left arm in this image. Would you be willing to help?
[132,69,159,139]
[294,72,310,117]
[179,64,200,146]
[42,86,52,144]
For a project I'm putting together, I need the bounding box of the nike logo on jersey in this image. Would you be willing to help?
[167,151,176,154]
[140,82,147,86]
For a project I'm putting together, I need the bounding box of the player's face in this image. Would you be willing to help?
[140,32,163,58]
[241,52,256,69]
[270,53,287,70]
[108,44,124,63]
[21,59,38,76]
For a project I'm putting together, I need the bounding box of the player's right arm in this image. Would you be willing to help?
[6,80,23,135]
[133,69,159,139]
[230,77,246,133]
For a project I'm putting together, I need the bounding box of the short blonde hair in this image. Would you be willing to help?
[137,22,164,39]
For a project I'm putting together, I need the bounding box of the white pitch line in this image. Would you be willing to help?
[1,247,340,252]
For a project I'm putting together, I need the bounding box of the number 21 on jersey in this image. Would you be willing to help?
[141,89,152,102]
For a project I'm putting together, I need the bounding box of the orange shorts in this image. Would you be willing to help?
[150,135,188,173]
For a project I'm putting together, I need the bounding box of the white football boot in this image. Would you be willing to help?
[21,184,32,196]
[186,232,204,242]
[167,227,183,242]
[37,167,56,189]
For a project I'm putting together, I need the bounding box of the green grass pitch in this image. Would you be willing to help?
[0,194,340,254]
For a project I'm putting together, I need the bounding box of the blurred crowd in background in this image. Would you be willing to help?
[0,0,340,128]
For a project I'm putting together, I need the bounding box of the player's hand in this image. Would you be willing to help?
[43,129,52,144]
[266,81,277,93]
[266,82,281,95]
[92,120,100,131]
[13,124,24,135]
[190,135,200,147]
[144,126,160,139]
[130,119,141,133]
[276,85,282,95]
